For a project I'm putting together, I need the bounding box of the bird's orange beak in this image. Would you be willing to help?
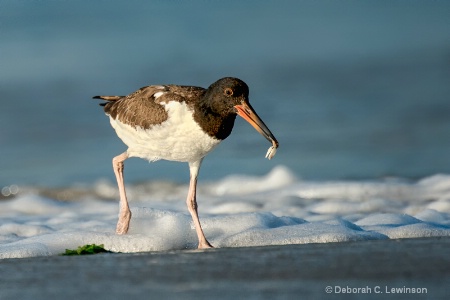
[235,102,279,158]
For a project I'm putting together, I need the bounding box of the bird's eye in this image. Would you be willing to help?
[224,88,233,96]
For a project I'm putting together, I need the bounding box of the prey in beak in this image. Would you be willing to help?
[234,101,279,160]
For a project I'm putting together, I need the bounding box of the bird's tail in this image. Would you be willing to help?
[93,95,124,106]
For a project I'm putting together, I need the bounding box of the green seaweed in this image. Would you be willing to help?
[63,244,110,255]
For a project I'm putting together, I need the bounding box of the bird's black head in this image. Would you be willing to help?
[196,77,278,151]
[202,77,250,115]
[205,77,278,149]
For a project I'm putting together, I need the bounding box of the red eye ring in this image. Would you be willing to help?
[224,88,233,96]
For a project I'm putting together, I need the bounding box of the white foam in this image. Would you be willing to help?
[1,166,450,259]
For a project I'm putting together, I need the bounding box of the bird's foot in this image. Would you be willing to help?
[116,211,131,234]
[116,224,129,235]
[198,240,214,249]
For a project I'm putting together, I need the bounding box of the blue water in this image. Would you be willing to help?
[1,1,450,187]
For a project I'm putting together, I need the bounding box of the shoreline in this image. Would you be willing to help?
[1,237,449,299]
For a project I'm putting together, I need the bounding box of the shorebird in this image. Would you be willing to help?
[94,77,278,249]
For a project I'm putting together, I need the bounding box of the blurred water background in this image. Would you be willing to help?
[1,0,450,187]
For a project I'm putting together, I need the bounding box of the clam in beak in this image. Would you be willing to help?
[235,102,279,160]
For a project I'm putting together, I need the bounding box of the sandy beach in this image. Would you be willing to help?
[1,237,448,300]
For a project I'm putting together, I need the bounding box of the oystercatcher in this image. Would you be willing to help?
[94,77,278,249]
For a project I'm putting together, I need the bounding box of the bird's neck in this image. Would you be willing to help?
[193,100,236,140]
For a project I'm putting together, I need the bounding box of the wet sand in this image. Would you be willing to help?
[1,237,449,300]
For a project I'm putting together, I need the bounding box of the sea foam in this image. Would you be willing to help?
[1,165,450,259]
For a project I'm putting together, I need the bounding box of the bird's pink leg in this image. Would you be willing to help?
[113,152,131,234]
[187,160,213,249]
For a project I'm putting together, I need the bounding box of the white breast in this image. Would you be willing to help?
[109,101,221,163]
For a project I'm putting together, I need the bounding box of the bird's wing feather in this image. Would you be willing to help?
[96,86,169,129]
[93,95,123,101]
[94,85,206,129]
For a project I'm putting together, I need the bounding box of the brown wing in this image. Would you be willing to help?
[94,86,170,129]
[94,84,206,129]
[157,85,205,105]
